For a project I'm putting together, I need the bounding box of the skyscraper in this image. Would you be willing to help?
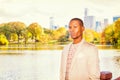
[49,17,54,30]
[84,8,88,17]
[95,21,102,32]
[104,18,108,27]
[113,16,120,22]
[84,8,95,29]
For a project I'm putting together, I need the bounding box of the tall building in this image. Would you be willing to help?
[95,21,102,32]
[113,16,120,22]
[84,8,95,29]
[104,18,108,27]
[84,16,95,29]
[84,8,88,17]
[49,17,54,30]
[65,25,68,29]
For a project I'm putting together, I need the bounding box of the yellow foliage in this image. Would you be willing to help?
[103,21,120,44]
[57,27,67,35]
[27,32,32,38]
[0,34,9,45]
[83,29,100,42]
[37,34,51,43]
[52,27,67,40]
[28,22,43,36]
[7,21,26,31]
[114,19,120,32]
[114,32,119,38]
[10,33,18,41]
[52,30,61,40]
[104,25,114,34]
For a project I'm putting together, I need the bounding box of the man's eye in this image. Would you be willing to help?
[69,26,71,29]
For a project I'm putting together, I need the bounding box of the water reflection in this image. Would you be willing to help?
[0,44,64,50]
[0,50,61,80]
[0,49,120,80]
[113,56,120,68]
[99,50,120,79]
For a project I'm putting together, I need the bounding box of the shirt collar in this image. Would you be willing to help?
[72,39,85,47]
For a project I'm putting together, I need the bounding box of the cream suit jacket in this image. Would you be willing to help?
[60,40,100,80]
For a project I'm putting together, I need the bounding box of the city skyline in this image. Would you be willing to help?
[0,0,120,28]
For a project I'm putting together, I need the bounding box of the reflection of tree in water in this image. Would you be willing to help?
[113,56,120,68]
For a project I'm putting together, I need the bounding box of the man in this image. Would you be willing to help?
[60,18,100,80]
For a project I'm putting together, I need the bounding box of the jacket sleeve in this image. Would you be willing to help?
[88,46,100,80]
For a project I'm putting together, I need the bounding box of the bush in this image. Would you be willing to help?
[58,35,69,42]
[0,34,9,45]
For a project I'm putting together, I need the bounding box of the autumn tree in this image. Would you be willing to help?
[52,27,67,40]
[0,23,12,41]
[58,31,69,42]
[0,34,9,45]
[83,29,100,44]
[22,29,32,44]
[102,18,120,45]
[103,24,114,44]
[7,22,26,43]
[27,23,43,42]
[10,33,18,41]
[44,28,52,34]
[114,18,120,45]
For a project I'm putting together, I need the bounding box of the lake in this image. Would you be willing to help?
[0,49,120,80]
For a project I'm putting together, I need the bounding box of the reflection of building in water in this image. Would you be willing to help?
[113,16,120,22]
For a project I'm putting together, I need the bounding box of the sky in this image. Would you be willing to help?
[0,0,120,28]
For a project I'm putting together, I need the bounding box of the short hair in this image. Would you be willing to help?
[69,18,84,26]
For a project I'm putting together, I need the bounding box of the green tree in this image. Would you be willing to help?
[0,23,12,41]
[44,28,52,35]
[58,31,69,42]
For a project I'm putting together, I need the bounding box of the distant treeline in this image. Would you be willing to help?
[0,18,120,46]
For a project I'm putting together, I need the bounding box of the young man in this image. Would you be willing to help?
[60,18,100,80]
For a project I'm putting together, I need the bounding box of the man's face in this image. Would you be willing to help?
[69,20,84,39]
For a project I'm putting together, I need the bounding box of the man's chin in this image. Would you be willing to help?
[71,36,77,39]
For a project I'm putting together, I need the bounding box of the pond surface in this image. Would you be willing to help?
[0,49,120,80]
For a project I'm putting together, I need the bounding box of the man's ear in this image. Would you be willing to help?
[82,26,85,31]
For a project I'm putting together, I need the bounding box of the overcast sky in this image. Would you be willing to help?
[0,0,120,28]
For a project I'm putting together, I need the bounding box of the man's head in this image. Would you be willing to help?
[69,18,85,40]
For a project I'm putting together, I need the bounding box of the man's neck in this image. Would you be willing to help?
[73,37,83,44]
